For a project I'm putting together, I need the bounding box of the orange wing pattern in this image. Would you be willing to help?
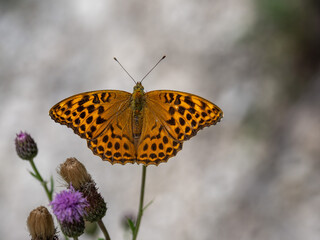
[50,90,138,164]
[50,88,223,165]
[136,106,182,165]
[86,105,137,164]
[135,90,223,165]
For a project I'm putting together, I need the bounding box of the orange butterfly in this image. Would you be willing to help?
[49,57,223,165]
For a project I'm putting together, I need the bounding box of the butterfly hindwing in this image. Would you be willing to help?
[136,106,182,165]
[87,105,137,164]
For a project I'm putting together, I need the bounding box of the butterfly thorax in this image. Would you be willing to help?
[131,82,146,146]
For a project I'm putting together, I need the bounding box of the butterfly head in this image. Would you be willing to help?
[133,82,145,92]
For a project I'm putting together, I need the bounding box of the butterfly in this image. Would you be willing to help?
[49,58,223,166]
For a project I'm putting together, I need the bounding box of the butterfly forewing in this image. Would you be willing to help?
[145,90,223,142]
[49,90,138,164]
[50,90,131,139]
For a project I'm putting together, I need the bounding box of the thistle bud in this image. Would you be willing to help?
[15,131,38,160]
[80,181,107,222]
[27,206,58,240]
[59,157,91,189]
[59,158,107,222]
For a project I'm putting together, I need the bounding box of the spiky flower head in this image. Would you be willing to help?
[50,185,89,237]
[59,158,107,222]
[27,206,58,240]
[80,181,107,222]
[15,131,38,160]
[50,185,88,223]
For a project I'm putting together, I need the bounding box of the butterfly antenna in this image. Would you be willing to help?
[141,55,166,83]
[114,57,137,84]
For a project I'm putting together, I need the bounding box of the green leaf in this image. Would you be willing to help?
[127,218,136,233]
[143,199,154,211]
[29,170,40,181]
[50,176,54,193]
[49,176,54,200]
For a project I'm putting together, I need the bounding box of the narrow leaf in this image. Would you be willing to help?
[143,199,154,211]
[29,170,40,180]
[127,218,136,233]
[50,176,54,193]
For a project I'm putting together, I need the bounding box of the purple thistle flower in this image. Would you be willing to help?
[50,185,89,224]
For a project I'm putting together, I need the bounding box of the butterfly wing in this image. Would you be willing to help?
[136,90,223,165]
[49,90,137,164]
[86,104,137,165]
[136,105,183,165]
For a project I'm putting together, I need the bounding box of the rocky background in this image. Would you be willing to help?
[0,0,319,239]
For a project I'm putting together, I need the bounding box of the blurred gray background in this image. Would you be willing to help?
[1,0,320,239]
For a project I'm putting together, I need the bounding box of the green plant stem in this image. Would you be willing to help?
[132,165,147,240]
[97,219,111,240]
[29,158,52,201]
[73,237,78,240]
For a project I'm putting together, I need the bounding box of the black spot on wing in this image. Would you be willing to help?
[96,116,107,124]
[174,94,182,105]
[166,117,176,126]
[178,106,185,115]
[93,94,100,104]
[86,116,93,124]
[184,96,195,108]
[87,105,95,113]
[77,106,84,112]
[78,95,90,105]
[169,107,175,115]
[98,106,104,114]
